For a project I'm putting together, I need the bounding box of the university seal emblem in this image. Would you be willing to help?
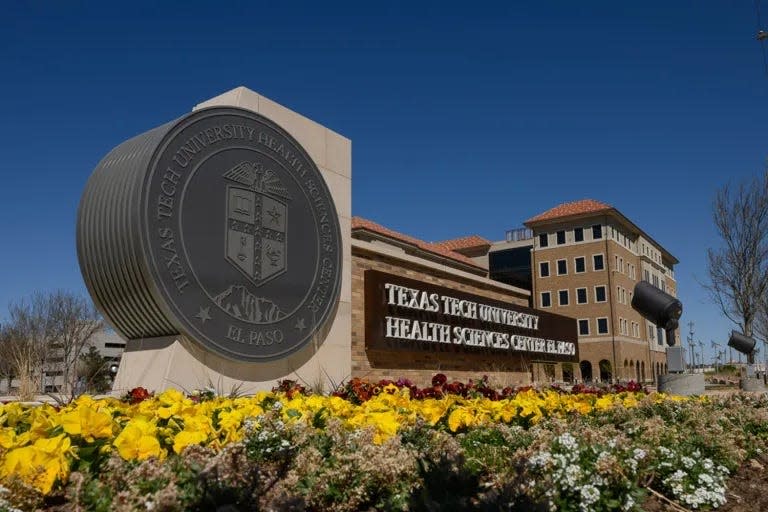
[77,107,343,362]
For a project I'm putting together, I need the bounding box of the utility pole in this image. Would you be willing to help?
[687,321,695,373]
[698,340,705,372]
[711,340,721,373]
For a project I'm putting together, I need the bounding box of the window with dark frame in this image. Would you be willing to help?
[539,233,548,247]
[539,261,550,277]
[576,288,587,304]
[558,290,569,306]
[575,256,585,273]
[592,225,602,239]
[578,319,589,336]
[574,227,584,242]
[541,292,551,308]
[557,259,567,275]
[595,286,607,302]
[556,230,566,245]
[593,254,605,271]
[597,318,609,334]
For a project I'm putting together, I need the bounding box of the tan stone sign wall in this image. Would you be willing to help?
[351,241,538,388]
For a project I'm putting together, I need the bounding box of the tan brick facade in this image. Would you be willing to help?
[525,211,678,384]
[351,242,539,388]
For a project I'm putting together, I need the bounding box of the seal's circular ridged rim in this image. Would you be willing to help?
[77,106,343,362]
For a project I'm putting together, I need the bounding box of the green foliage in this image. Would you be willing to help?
[77,346,112,394]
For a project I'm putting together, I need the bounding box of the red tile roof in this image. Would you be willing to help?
[525,199,613,224]
[352,217,484,269]
[433,235,492,252]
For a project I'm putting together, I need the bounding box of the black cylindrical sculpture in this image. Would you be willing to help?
[77,107,343,362]
[631,281,682,337]
[727,331,756,357]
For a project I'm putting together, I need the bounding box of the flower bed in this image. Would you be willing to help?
[1,376,767,511]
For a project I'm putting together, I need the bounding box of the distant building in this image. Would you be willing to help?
[483,199,678,384]
[0,327,126,395]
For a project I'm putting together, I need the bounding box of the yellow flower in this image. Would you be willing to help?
[0,428,17,450]
[447,407,476,432]
[418,399,451,425]
[113,419,164,461]
[61,406,114,442]
[173,430,208,454]
[1,434,71,494]
[594,396,615,411]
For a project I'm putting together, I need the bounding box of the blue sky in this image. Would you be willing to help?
[1,1,766,363]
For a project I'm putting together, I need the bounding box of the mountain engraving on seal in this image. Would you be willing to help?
[223,162,291,287]
[213,284,285,323]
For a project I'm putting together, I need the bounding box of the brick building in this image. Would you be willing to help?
[486,199,678,384]
[351,217,578,387]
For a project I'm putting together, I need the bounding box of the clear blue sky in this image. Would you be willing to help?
[1,1,766,363]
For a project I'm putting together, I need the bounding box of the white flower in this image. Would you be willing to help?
[529,451,553,468]
[579,485,600,510]
[632,448,646,461]
[558,432,578,451]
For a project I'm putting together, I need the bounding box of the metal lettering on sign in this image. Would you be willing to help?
[364,270,578,362]
[77,107,342,362]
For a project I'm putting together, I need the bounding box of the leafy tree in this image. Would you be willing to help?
[78,345,113,394]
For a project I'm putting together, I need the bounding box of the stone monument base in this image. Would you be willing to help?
[112,333,351,395]
[740,377,768,392]
[657,373,705,396]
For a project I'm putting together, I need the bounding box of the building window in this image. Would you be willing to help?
[648,324,655,341]
[592,225,602,239]
[557,259,568,275]
[574,227,584,242]
[539,261,550,278]
[657,327,665,346]
[556,230,566,245]
[593,254,605,271]
[578,319,590,336]
[619,257,624,273]
[541,292,551,308]
[576,287,587,304]
[595,286,607,302]
[574,256,586,273]
[558,290,569,306]
[644,269,650,282]
[597,317,609,334]
[539,233,549,248]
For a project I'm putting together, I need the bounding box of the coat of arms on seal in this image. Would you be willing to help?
[223,162,291,286]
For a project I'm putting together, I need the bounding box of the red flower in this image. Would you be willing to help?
[125,386,152,404]
[432,373,448,387]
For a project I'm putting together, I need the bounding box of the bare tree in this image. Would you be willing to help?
[706,173,768,338]
[48,291,102,394]
[0,326,16,393]
[0,291,102,399]
[1,293,55,399]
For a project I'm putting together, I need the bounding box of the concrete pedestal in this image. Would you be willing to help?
[113,329,351,395]
[740,377,768,392]
[657,373,705,396]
